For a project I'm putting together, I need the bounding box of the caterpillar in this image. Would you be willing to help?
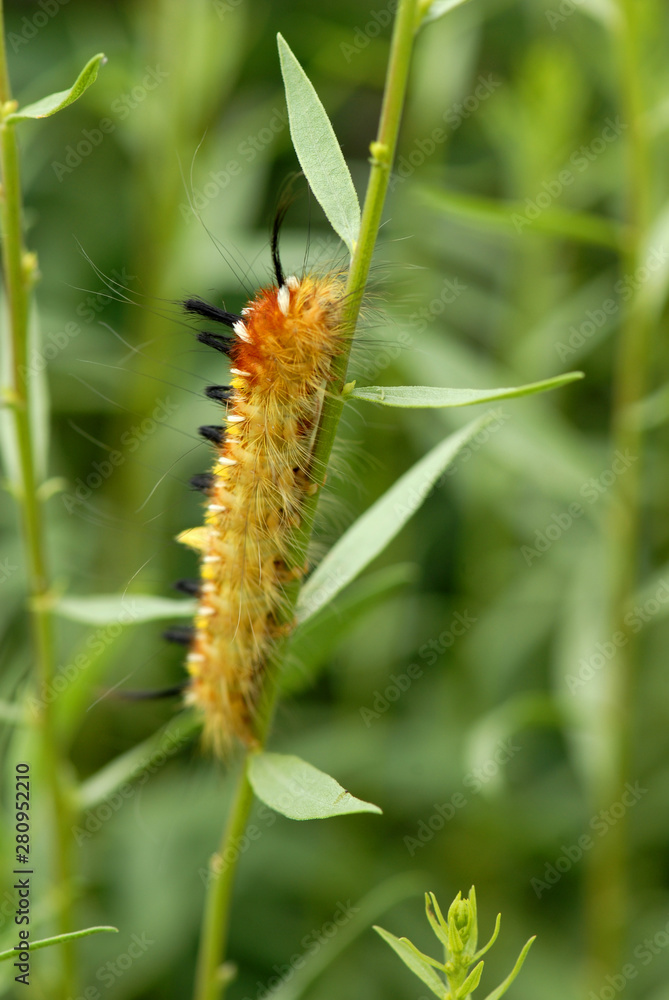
[168,231,345,755]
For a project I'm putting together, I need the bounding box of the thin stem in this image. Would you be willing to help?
[0,9,75,994]
[584,0,652,987]
[193,761,255,1000]
[191,4,419,998]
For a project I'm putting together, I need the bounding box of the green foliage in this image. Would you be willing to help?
[247,753,382,820]
[0,926,117,962]
[297,415,494,622]
[375,888,534,1000]
[1,0,668,998]
[350,372,584,408]
[5,53,106,122]
[277,34,360,253]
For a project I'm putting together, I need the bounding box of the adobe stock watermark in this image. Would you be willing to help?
[52,66,169,181]
[521,449,637,566]
[241,900,360,1000]
[554,246,668,361]
[213,0,244,16]
[180,108,288,222]
[546,0,587,31]
[388,75,501,191]
[351,274,466,381]
[61,397,178,514]
[512,117,627,233]
[71,728,190,846]
[7,0,70,53]
[0,557,17,583]
[404,737,522,856]
[199,803,277,886]
[442,408,510,479]
[408,275,468,335]
[360,609,477,727]
[565,579,669,693]
[26,604,139,715]
[531,780,647,897]
[65,932,153,999]
[590,914,669,1000]
[19,268,135,380]
[391,409,509,523]
[340,1,399,62]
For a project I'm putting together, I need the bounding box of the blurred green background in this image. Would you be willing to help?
[1,0,669,998]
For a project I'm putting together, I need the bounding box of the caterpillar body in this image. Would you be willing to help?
[173,262,345,755]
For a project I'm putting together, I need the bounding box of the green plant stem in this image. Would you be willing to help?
[584,0,652,987]
[0,8,75,994]
[191,4,419,999]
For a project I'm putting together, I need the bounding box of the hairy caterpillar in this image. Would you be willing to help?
[168,229,345,754]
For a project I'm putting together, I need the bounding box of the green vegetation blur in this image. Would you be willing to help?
[1,1,669,998]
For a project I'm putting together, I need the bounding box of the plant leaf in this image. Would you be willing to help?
[481,937,536,1000]
[374,927,446,998]
[247,752,382,820]
[54,594,196,625]
[473,912,501,961]
[457,960,485,997]
[421,0,474,25]
[297,414,494,622]
[277,34,360,253]
[425,892,450,950]
[6,54,106,123]
[350,373,583,409]
[419,186,626,250]
[0,926,117,961]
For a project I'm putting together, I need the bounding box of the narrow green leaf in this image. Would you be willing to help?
[0,925,117,961]
[419,186,626,250]
[458,960,484,997]
[374,927,446,998]
[248,752,382,820]
[277,34,360,253]
[351,373,583,409]
[469,885,479,954]
[425,892,450,950]
[297,415,494,622]
[421,0,474,25]
[401,938,446,971]
[54,593,196,625]
[481,937,536,1000]
[6,54,106,123]
[473,912,501,961]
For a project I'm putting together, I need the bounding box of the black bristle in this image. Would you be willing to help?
[190,473,214,493]
[205,385,233,403]
[271,212,286,288]
[173,578,201,596]
[271,181,298,287]
[196,330,233,356]
[116,682,187,701]
[184,297,241,328]
[199,424,225,445]
[163,626,195,646]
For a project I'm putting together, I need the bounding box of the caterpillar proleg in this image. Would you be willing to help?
[176,247,345,754]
